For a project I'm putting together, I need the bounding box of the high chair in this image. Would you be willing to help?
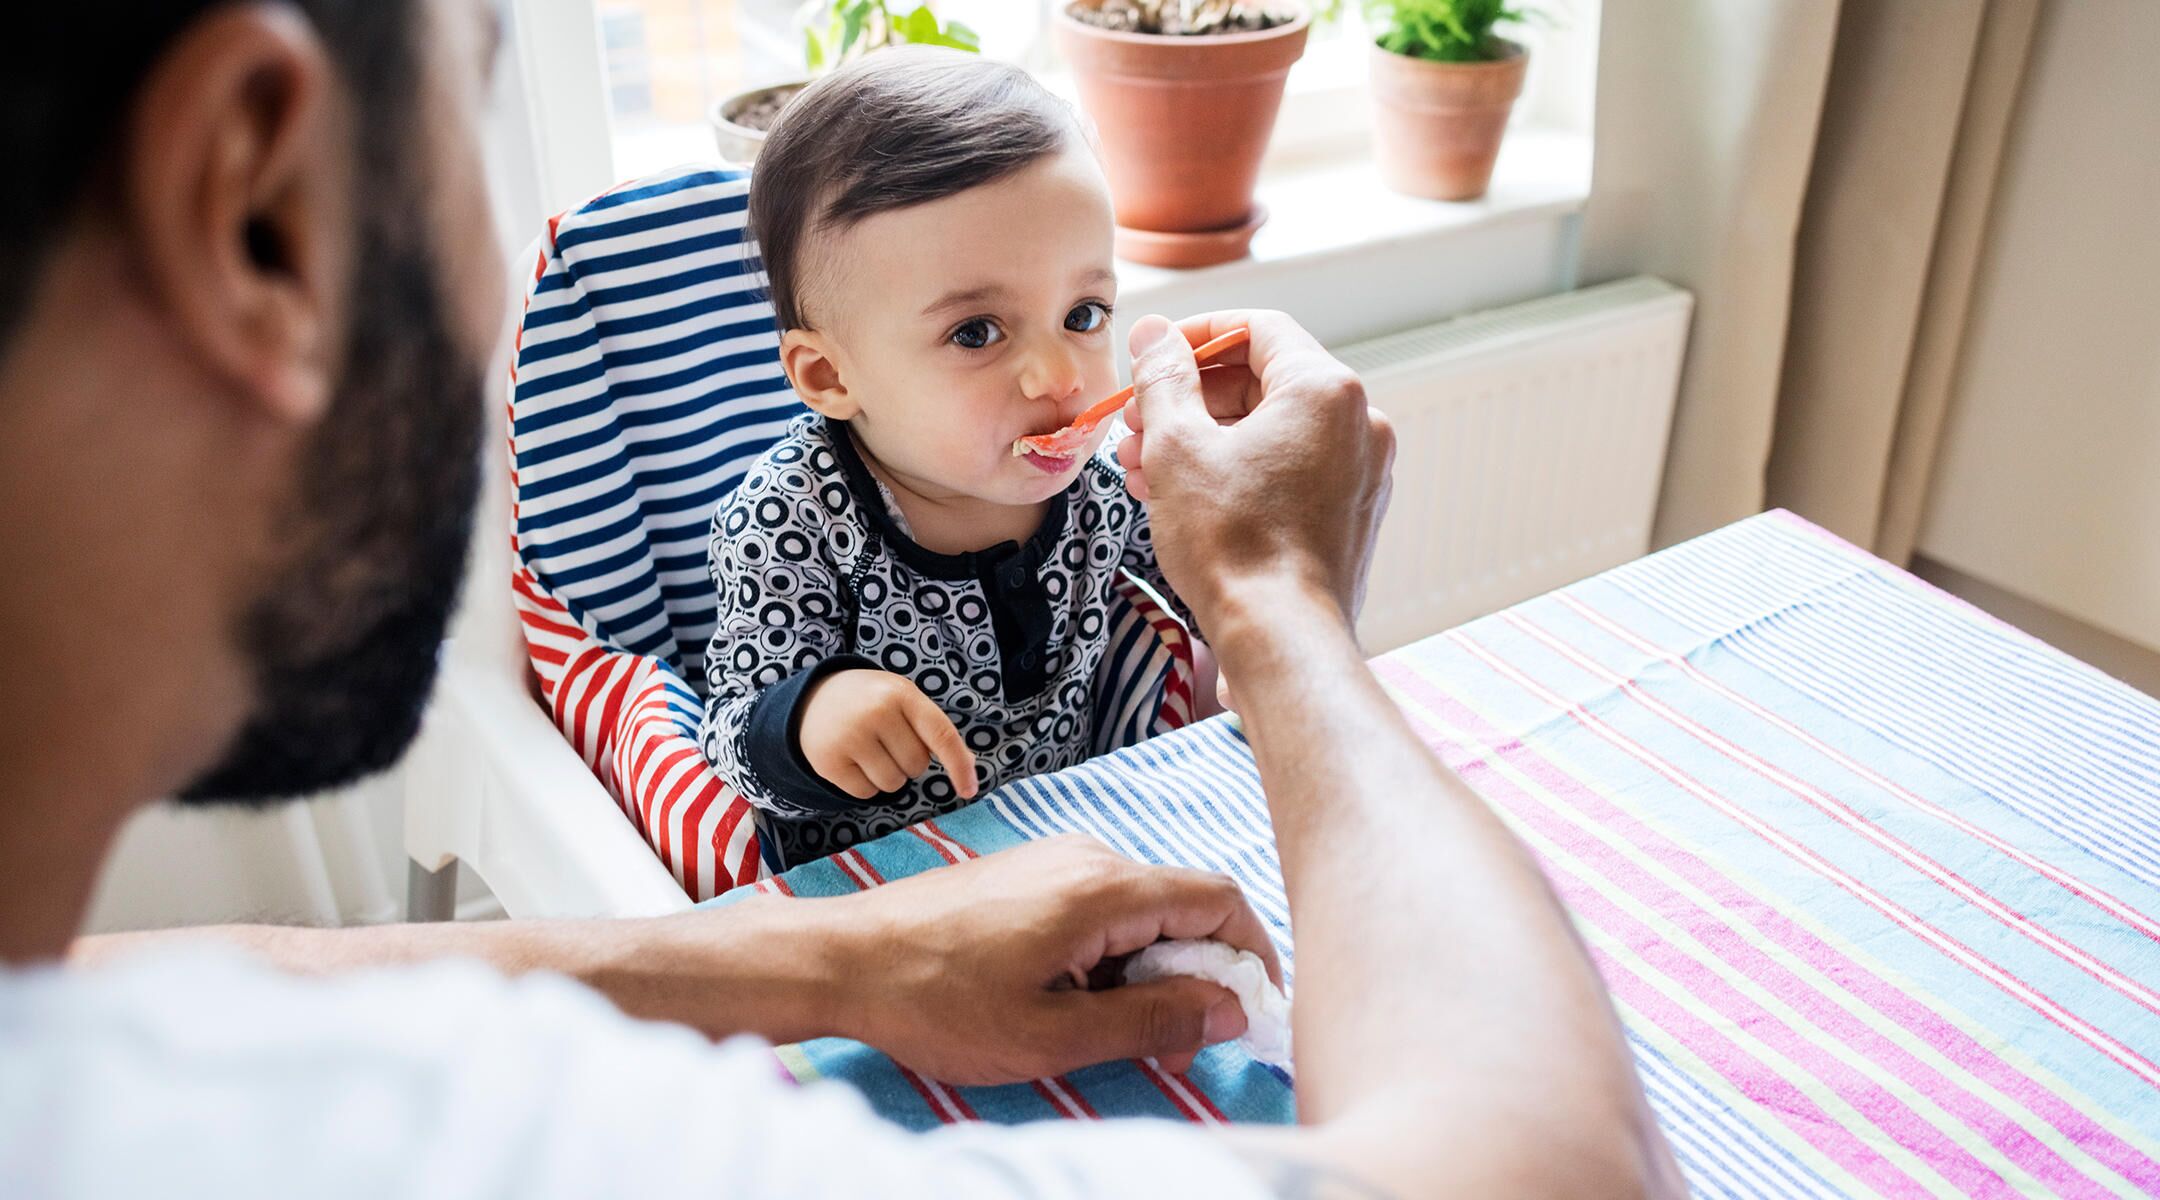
[403,166,1197,916]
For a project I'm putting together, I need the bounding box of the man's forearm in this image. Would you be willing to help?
[71,896,856,1044]
[1210,579,1675,1198]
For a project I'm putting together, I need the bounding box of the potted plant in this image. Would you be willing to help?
[1059,0,1310,269]
[710,1,981,164]
[1362,0,1538,200]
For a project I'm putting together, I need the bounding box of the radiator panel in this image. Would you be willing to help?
[1343,277,1693,653]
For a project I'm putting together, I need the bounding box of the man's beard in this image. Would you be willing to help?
[178,223,484,805]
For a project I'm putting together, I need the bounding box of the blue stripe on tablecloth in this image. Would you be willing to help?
[1512,587,2160,967]
[992,723,1293,972]
[1432,588,2160,1122]
[1607,515,2160,888]
[703,759,1295,1125]
[1628,1030,1838,1200]
[1526,582,2160,980]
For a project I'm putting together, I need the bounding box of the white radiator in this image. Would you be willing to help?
[1340,277,1693,653]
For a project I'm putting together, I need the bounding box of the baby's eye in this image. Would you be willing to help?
[950,318,1004,350]
[1065,302,1112,334]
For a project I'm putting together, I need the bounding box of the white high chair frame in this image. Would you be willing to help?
[400,236,691,921]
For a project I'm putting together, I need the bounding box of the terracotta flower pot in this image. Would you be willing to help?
[1056,8,1310,266]
[1367,38,1526,201]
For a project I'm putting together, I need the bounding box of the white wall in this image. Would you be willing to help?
[1918,0,2160,655]
[82,783,406,932]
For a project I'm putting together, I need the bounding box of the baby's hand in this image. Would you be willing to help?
[798,669,980,803]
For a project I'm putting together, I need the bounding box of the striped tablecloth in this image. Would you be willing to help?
[739,511,2160,1198]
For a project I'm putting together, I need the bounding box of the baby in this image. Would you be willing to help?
[700,48,1202,867]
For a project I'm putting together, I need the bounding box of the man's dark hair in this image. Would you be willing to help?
[3,4,416,351]
[748,47,1083,332]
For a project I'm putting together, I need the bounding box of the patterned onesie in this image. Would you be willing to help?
[699,414,1195,868]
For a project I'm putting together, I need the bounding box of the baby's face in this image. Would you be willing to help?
[816,140,1120,506]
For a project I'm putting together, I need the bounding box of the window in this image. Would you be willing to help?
[498,1,1599,214]
[599,7,655,118]
[593,0,1061,180]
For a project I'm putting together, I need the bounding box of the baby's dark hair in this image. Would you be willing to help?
[749,47,1084,332]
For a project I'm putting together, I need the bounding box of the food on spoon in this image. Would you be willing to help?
[1012,327,1251,457]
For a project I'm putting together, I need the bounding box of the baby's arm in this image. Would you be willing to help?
[700,488,874,817]
[701,491,974,813]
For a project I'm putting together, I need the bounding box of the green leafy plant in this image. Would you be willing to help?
[802,0,981,72]
[1362,0,1538,62]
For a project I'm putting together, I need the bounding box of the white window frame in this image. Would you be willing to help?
[497,0,617,223]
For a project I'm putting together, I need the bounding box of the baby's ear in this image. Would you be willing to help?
[780,329,857,420]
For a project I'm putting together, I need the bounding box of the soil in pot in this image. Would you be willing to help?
[712,82,807,165]
[1067,0,1297,35]
[730,84,804,133]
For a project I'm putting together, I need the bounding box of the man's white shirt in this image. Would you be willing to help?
[0,948,1271,1198]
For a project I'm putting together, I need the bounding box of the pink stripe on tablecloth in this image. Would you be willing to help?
[834,849,884,890]
[1560,798,2122,1196]
[1585,944,1936,1197]
[1516,778,2126,1196]
[1376,657,2160,1192]
[1557,591,2160,948]
[1505,608,2160,1023]
[1442,627,2160,1091]
[1545,851,2019,1196]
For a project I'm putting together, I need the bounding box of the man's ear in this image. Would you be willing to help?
[123,4,344,428]
[780,328,858,420]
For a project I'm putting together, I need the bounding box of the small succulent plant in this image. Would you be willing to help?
[1066,0,1303,36]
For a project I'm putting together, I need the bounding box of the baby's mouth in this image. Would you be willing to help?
[1018,446,1078,474]
[1012,422,1092,459]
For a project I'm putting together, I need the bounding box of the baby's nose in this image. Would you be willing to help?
[1021,348,1085,410]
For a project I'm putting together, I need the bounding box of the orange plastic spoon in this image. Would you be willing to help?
[1011,326,1252,458]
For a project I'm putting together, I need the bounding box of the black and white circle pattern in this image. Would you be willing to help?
[710,417,1178,865]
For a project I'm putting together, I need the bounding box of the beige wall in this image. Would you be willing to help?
[1918,0,2160,654]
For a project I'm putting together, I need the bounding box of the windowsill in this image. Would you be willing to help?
[1114,126,1592,349]
[1129,126,1588,294]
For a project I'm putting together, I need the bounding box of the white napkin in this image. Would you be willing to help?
[1123,939,1292,1068]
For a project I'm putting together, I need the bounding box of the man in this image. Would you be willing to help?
[0,1,1681,1195]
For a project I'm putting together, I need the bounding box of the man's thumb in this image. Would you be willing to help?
[1061,975,1246,1074]
[1127,315,1206,432]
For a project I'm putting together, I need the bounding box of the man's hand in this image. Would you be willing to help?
[825,835,1282,1085]
[798,668,978,801]
[1116,311,1394,631]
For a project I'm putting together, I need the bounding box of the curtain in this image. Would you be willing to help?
[1580,0,2039,557]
